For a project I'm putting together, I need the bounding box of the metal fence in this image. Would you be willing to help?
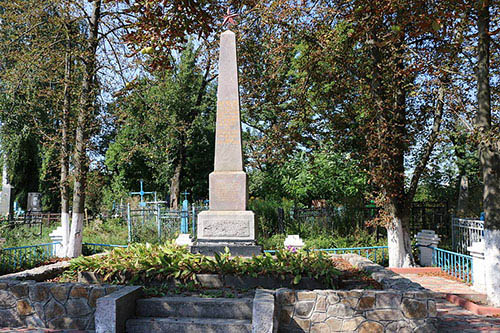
[451,218,484,254]
[126,203,208,243]
[432,247,473,284]
[410,202,450,239]
[0,242,61,275]
[276,202,449,240]
[264,246,389,266]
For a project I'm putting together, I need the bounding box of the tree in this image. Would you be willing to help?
[106,45,216,207]
[67,0,102,258]
[476,0,500,306]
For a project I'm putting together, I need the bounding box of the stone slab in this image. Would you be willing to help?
[126,317,252,333]
[191,243,262,257]
[0,260,70,282]
[196,210,255,241]
[0,184,12,217]
[95,285,142,333]
[136,296,253,319]
[252,289,276,333]
[209,171,247,211]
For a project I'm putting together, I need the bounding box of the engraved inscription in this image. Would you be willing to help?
[202,219,250,237]
[216,100,240,145]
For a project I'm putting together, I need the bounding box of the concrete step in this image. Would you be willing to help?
[136,296,253,320]
[126,317,252,333]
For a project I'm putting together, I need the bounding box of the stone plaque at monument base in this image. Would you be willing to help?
[191,28,261,257]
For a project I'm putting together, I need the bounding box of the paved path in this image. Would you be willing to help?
[400,272,500,332]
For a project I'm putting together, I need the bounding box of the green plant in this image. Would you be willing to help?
[66,242,341,288]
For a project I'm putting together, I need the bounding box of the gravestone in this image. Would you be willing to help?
[27,192,42,212]
[0,164,13,217]
[192,30,261,256]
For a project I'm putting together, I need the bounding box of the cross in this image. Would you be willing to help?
[182,190,190,200]
[222,7,238,27]
[130,179,156,207]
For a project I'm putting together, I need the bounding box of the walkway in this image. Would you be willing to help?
[399,272,500,332]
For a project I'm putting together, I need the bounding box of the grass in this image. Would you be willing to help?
[0,223,57,248]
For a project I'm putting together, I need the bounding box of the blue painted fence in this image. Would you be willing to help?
[0,242,61,274]
[432,247,473,284]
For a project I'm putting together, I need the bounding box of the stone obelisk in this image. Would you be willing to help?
[193,30,260,256]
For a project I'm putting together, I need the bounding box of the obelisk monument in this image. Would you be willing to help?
[193,29,260,256]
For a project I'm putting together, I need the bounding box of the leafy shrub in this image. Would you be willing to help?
[66,243,340,288]
[257,234,287,250]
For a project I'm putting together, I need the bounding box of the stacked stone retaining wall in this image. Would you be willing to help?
[275,253,437,332]
[0,279,123,330]
[276,289,436,332]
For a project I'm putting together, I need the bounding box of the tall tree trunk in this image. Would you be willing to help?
[456,174,469,217]
[169,143,185,209]
[476,0,500,306]
[67,0,101,258]
[387,200,414,267]
[61,27,71,254]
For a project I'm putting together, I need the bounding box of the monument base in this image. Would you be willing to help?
[196,210,255,241]
[191,241,262,257]
[194,210,259,256]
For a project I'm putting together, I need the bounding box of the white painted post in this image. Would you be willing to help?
[284,235,305,250]
[468,240,486,293]
[415,230,440,267]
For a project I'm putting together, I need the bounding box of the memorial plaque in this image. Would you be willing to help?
[27,192,42,212]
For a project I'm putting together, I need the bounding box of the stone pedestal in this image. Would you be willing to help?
[415,230,440,267]
[468,240,486,293]
[209,171,247,211]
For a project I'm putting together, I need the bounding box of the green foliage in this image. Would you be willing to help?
[0,223,57,248]
[66,243,341,288]
[82,218,129,246]
[257,234,287,250]
[258,229,385,251]
[104,43,215,206]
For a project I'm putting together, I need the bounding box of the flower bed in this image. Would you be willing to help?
[64,243,341,289]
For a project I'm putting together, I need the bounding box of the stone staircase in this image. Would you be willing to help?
[126,296,253,333]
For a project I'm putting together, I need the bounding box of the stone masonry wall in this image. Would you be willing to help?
[0,279,123,330]
[276,289,437,333]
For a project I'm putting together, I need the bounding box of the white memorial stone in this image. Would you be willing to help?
[175,233,193,246]
[284,235,305,249]
[49,226,67,258]
[415,229,440,267]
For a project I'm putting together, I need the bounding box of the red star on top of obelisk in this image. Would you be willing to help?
[222,7,238,28]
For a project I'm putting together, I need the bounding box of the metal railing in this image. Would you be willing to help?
[432,247,473,284]
[0,242,61,274]
[452,218,484,254]
[264,246,389,265]
[82,243,128,255]
[126,204,208,243]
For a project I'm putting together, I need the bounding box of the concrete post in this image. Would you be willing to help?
[468,240,486,293]
[415,230,440,267]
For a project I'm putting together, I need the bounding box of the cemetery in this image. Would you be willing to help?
[0,1,500,333]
